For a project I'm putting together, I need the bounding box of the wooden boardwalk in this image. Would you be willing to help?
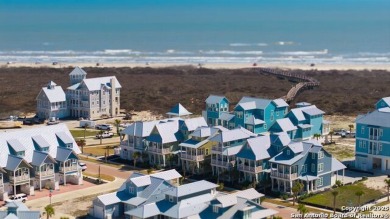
[253,67,320,102]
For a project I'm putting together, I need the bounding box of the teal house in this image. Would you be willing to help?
[203,95,230,126]
[355,97,390,173]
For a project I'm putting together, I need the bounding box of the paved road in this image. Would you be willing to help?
[262,201,297,218]
[82,159,133,179]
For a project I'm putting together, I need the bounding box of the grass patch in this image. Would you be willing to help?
[83,146,115,156]
[263,198,329,214]
[70,129,99,138]
[323,143,355,160]
[375,200,390,206]
[79,156,123,168]
[83,172,115,181]
[302,182,384,210]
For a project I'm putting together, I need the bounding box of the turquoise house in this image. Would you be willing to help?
[203,95,230,126]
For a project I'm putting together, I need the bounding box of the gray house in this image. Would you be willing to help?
[0,201,40,219]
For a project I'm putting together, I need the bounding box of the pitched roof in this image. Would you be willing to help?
[121,121,160,137]
[131,175,152,187]
[235,97,272,110]
[0,124,80,167]
[32,135,51,149]
[209,127,256,143]
[40,85,66,103]
[166,103,192,117]
[165,180,218,197]
[126,203,161,218]
[7,139,26,152]
[219,112,235,121]
[245,116,265,125]
[69,66,87,75]
[182,117,207,131]
[296,102,311,107]
[56,147,78,162]
[356,109,390,127]
[377,97,390,108]
[216,188,263,208]
[150,169,182,181]
[149,119,184,144]
[272,118,297,132]
[236,136,271,160]
[71,76,121,91]
[97,191,130,206]
[331,158,346,172]
[288,142,304,153]
[162,193,213,218]
[301,105,325,116]
[270,132,291,147]
[55,132,73,144]
[5,155,32,171]
[31,151,56,166]
[205,95,229,104]
[272,98,289,108]
[191,126,217,138]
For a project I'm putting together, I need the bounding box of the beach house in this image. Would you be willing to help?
[0,201,40,219]
[36,81,69,119]
[0,124,83,201]
[89,169,277,219]
[36,67,122,120]
[269,140,345,194]
[355,97,390,173]
[203,95,230,126]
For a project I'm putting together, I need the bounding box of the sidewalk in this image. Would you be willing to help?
[26,177,126,210]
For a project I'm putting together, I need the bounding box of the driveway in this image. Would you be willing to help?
[82,159,133,179]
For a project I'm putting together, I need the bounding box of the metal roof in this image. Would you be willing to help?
[191,126,215,138]
[290,108,306,121]
[150,169,182,181]
[331,158,346,172]
[205,95,229,104]
[272,118,297,132]
[182,117,207,131]
[236,136,271,160]
[216,188,263,208]
[301,106,325,116]
[56,147,76,162]
[209,127,255,143]
[97,191,130,206]
[121,120,160,137]
[150,119,184,144]
[245,116,265,125]
[166,103,192,117]
[288,142,304,153]
[131,175,151,187]
[163,193,213,218]
[298,124,313,129]
[56,132,74,144]
[74,76,122,91]
[40,85,66,103]
[356,109,390,128]
[32,135,51,149]
[272,98,289,108]
[123,197,147,206]
[69,66,87,75]
[125,203,161,218]
[179,139,209,149]
[235,96,272,110]
[165,180,218,197]
[222,144,244,156]
[0,124,80,168]
[7,139,26,152]
[5,155,31,171]
[219,112,235,121]
[31,151,56,166]
[298,175,319,181]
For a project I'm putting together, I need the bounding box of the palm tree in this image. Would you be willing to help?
[331,190,339,214]
[355,190,364,211]
[44,205,55,219]
[292,182,304,206]
[132,152,141,167]
[78,139,86,154]
[384,178,390,201]
[114,119,121,136]
[329,131,334,143]
[297,204,308,219]
[98,130,104,145]
[348,124,354,137]
[313,133,321,140]
[83,124,89,139]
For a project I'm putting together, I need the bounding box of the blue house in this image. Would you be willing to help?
[203,95,230,126]
[269,140,346,194]
[375,97,390,109]
[269,118,298,139]
[355,105,390,173]
[233,97,289,134]
[286,103,329,140]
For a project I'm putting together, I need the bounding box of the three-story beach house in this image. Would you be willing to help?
[0,124,82,201]
[355,97,390,173]
[269,140,345,194]
[36,81,69,119]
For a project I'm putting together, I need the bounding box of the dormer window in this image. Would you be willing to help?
[213,206,219,213]
[169,195,174,202]
[17,151,25,157]
[287,150,290,156]
[129,187,134,194]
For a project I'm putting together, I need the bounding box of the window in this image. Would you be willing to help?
[317,177,323,187]
[359,141,362,148]
[318,163,324,172]
[276,111,279,116]
[312,153,316,159]
[302,164,307,173]
[379,129,383,137]
[264,124,267,129]
[286,150,290,156]
[129,187,134,194]
[379,143,383,151]
[363,141,366,148]
[311,164,315,172]
[318,151,324,159]
[169,196,174,202]
[213,206,219,213]
[361,126,365,134]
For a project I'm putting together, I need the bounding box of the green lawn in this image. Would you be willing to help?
[70,129,100,138]
[83,146,115,156]
[302,182,384,210]
[323,143,355,161]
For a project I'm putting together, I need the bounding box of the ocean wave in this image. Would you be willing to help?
[279,49,328,56]
[358,52,390,56]
[275,41,295,46]
[199,50,263,55]
[229,43,268,47]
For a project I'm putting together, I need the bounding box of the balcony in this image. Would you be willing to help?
[211,159,234,167]
[369,135,379,141]
[36,170,55,178]
[237,165,263,173]
[120,141,134,147]
[181,153,205,161]
[148,147,171,154]
[60,165,78,173]
[368,149,379,155]
[270,171,298,180]
[212,146,223,153]
[9,174,30,183]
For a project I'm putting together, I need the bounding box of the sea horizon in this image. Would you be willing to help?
[0,0,389,65]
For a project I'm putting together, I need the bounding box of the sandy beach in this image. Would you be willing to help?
[2,61,390,71]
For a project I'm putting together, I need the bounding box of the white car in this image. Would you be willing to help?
[95,124,113,130]
[79,162,87,171]
[5,193,28,203]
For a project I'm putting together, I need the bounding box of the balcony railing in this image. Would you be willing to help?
[368,149,379,155]
[237,165,263,173]
[181,153,205,161]
[120,141,133,147]
[211,159,234,167]
[271,171,298,180]
[60,165,78,173]
[9,174,30,183]
[212,146,223,153]
[369,135,379,140]
[148,147,170,154]
[36,170,55,177]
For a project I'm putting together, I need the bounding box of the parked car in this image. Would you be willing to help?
[79,162,87,171]
[5,193,28,203]
[95,131,114,139]
[95,124,113,130]
[47,117,60,125]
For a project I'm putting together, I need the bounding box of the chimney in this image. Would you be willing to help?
[110,78,116,117]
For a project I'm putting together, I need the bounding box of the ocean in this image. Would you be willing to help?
[0,0,389,65]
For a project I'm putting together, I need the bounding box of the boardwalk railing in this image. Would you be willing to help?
[252,67,320,102]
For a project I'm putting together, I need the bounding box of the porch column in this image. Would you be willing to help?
[13,171,16,195]
[342,169,345,185]
[63,162,66,186]
[271,178,274,190]
[289,166,292,180]
[283,181,286,193]
[39,166,42,191]
[290,181,293,193]
[163,155,166,167]
[277,180,280,191]
[307,181,309,193]
[382,159,386,171]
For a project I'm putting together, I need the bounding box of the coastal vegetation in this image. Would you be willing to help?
[1,66,389,118]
